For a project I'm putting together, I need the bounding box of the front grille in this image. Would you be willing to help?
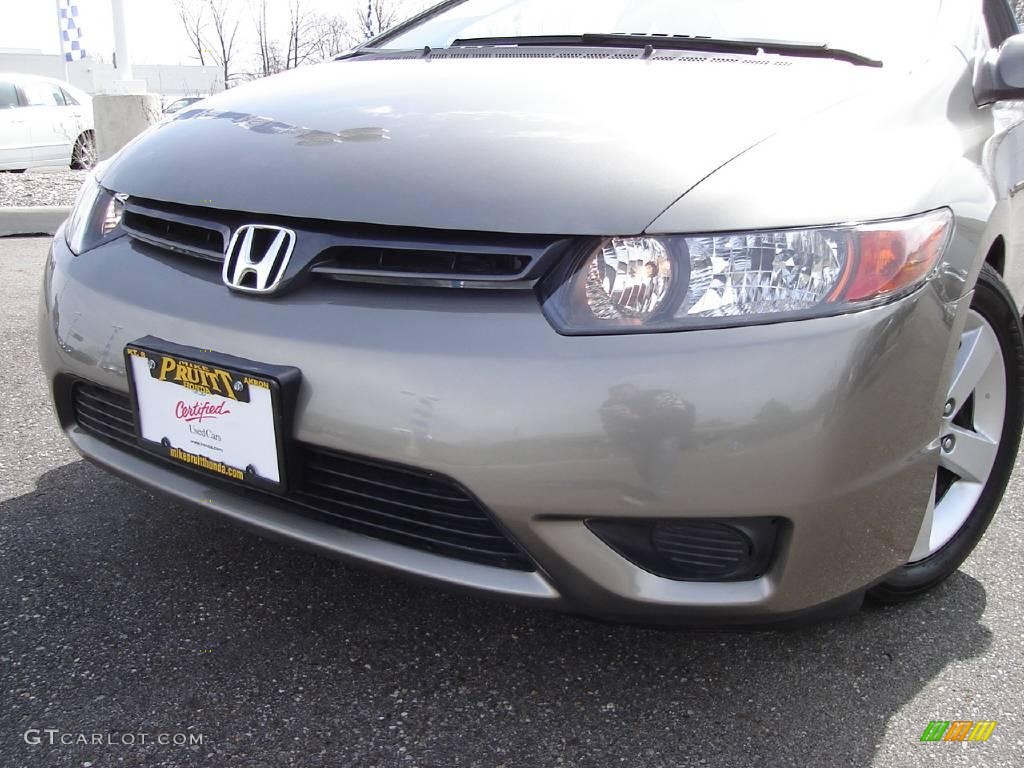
[293,447,527,567]
[121,197,571,289]
[71,383,532,570]
[122,209,225,261]
[73,383,137,444]
[317,245,530,277]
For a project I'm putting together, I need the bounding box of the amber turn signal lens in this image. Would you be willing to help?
[844,211,952,302]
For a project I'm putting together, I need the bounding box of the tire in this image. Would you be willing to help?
[869,264,1024,603]
[70,130,96,170]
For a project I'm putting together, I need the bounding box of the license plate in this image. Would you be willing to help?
[124,338,299,492]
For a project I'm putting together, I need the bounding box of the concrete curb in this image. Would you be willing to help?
[0,206,70,238]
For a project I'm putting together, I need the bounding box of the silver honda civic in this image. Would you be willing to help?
[39,0,1024,624]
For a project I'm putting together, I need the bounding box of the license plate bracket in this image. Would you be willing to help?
[124,337,301,493]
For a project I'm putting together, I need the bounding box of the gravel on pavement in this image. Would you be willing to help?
[0,170,86,209]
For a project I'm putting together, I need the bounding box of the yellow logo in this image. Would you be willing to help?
[130,346,270,400]
[155,356,241,400]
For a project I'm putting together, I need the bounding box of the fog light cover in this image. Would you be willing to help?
[587,518,782,582]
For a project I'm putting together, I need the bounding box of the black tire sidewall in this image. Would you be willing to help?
[870,265,1024,601]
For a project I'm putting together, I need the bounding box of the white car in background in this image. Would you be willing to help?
[0,73,95,172]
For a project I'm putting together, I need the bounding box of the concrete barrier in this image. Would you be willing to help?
[0,207,70,237]
[94,94,161,162]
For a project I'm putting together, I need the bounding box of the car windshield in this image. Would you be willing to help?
[379,0,944,63]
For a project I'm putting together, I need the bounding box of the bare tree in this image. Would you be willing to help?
[252,0,281,77]
[207,0,242,88]
[176,0,209,66]
[249,0,348,79]
[355,0,404,41]
[285,0,313,69]
[285,3,352,68]
[308,13,353,61]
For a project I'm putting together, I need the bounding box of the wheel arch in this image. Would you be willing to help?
[985,235,1006,276]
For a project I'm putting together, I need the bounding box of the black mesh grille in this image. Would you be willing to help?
[71,382,531,570]
[317,246,530,277]
[73,383,137,444]
[292,448,528,566]
[122,209,225,261]
[119,197,570,288]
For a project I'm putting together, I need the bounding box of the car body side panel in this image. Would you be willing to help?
[995,105,1024,307]
[28,104,73,164]
[0,106,32,170]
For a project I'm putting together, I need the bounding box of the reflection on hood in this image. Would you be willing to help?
[176,107,389,147]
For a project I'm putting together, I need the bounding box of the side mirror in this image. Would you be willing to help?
[977,33,1024,104]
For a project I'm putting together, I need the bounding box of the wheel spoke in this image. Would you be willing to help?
[909,478,937,562]
[947,323,998,413]
[939,425,999,484]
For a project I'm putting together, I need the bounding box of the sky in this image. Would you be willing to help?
[0,0,434,66]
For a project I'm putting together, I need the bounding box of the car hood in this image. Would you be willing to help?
[103,55,883,235]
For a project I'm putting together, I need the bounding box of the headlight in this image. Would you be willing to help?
[65,173,125,255]
[540,209,953,334]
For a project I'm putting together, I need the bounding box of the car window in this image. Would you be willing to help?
[61,88,80,106]
[983,0,1019,46]
[22,82,67,107]
[0,81,19,109]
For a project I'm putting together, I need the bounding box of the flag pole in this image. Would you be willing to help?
[111,0,133,81]
[55,0,70,81]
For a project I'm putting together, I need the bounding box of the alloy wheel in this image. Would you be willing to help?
[909,309,1007,562]
[73,132,97,170]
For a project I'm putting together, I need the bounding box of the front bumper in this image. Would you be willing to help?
[39,230,965,622]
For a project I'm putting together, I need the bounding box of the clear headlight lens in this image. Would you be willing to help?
[540,210,953,334]
[65,173,125,255]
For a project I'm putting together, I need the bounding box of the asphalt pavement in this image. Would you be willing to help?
[1,236,1022,768]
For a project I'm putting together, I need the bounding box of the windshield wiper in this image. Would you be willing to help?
[449,33,883,68]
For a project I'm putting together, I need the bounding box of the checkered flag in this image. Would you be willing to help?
[57,0,86,62]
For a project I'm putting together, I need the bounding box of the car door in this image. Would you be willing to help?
[0,79,32,170]
[984,0,1024,299]
[60,87,89,129]
[20,80,79,166]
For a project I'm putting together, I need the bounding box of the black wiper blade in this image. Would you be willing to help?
[336,46,423,60]
[450,34,883,68]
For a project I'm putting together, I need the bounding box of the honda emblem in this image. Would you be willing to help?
[223,225,296,294]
